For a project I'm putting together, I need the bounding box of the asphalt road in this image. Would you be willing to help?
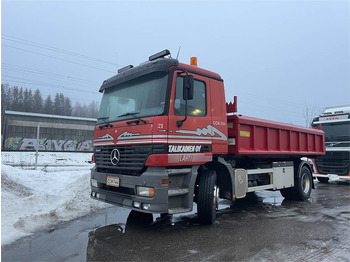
[2,180,350,261]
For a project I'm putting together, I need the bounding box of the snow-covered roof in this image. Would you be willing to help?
[4,110,97,122]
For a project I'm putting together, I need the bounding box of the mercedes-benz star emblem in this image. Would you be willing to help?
[110,148,120,166]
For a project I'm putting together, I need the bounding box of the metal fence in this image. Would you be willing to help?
[1,151,94,171]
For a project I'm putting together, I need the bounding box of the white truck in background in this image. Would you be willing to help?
[311,105,350,182]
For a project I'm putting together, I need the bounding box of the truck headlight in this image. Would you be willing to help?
[136,186,155,197]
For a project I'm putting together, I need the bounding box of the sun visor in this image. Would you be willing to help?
[99,58,178,92]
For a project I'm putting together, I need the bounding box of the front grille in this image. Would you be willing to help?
[95,144,166,175]
[315,151,350,175]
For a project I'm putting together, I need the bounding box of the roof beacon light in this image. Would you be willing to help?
[190,57,197,67]
[149,49,171,61]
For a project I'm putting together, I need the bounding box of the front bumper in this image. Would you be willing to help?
[313,173,350,180]
[90,166,169,213]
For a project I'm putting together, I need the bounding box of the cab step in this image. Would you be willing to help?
[168,188,189,197]
[168,207,192,214]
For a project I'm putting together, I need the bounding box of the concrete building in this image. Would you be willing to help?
[2,111,96,151]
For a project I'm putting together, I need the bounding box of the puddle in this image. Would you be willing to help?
[3,182,350,261]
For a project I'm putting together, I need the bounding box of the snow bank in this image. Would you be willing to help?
[1,153,111,246]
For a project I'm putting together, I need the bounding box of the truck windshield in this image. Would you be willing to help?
[320,122,350,142]
[97,72,168,124]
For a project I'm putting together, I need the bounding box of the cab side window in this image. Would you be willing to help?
[174,76,206,116]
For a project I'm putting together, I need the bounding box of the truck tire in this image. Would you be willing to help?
[127,210,153,225]
[280,187,294,200]
[318,177,329,183]
[293,166,312,201]
[197,170,219,225]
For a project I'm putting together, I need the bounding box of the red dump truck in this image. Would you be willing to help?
[90,50,325,224]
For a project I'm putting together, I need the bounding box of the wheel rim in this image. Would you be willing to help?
[301,173,311,194]
[213,185,219,210]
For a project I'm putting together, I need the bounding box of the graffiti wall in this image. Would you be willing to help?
[4,137,93,151]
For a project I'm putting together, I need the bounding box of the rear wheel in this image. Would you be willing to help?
[197,170,218,225]
[293,166,312,201]
[281,166,313,201]
[318,177,329,183]
[280,187,294,200]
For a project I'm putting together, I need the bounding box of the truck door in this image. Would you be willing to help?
[167,71,213,165]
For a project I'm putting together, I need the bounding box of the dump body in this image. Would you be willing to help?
[228,114,325,157]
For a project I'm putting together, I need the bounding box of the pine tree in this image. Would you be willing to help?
[23,88,29,112]
[28,89,34,111]
[44,95,54,114]
[64,97,72,116]
[23,88,33,112]
[59,93,65,115]
[18,87,25,112]
[12,86,20,111]
[33,89,43,113]
[1,84,7,117]
[6,86,12,110]
[53,93,61,115]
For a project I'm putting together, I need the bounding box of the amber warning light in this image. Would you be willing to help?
[190,57,197,67]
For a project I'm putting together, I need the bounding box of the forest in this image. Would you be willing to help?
[1,83,99,119]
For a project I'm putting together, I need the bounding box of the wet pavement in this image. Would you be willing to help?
[2,180,350,261]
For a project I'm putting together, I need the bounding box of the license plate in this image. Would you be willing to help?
[329,174,339,181]
[107,176,120,187]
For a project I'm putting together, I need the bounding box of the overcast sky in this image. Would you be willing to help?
[2,0,349,126]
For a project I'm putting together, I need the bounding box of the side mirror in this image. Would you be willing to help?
[183,75,194,100]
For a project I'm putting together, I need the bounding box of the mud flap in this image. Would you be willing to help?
[234,169,247,199]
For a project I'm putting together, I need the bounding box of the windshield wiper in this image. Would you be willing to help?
[97,116,113,129]
[118,111,147,124]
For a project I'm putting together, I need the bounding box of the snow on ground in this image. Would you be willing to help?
[1,152,111,246]
[1,151,95,172]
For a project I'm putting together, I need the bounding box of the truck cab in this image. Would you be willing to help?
[311,105,350,182]
[91,50,228,218]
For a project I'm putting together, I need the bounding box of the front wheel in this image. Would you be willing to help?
[197,170,219,225]
[126,210,153,226]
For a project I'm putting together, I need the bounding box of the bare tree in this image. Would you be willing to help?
[87,101,99,118]
[303,102,323,127]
